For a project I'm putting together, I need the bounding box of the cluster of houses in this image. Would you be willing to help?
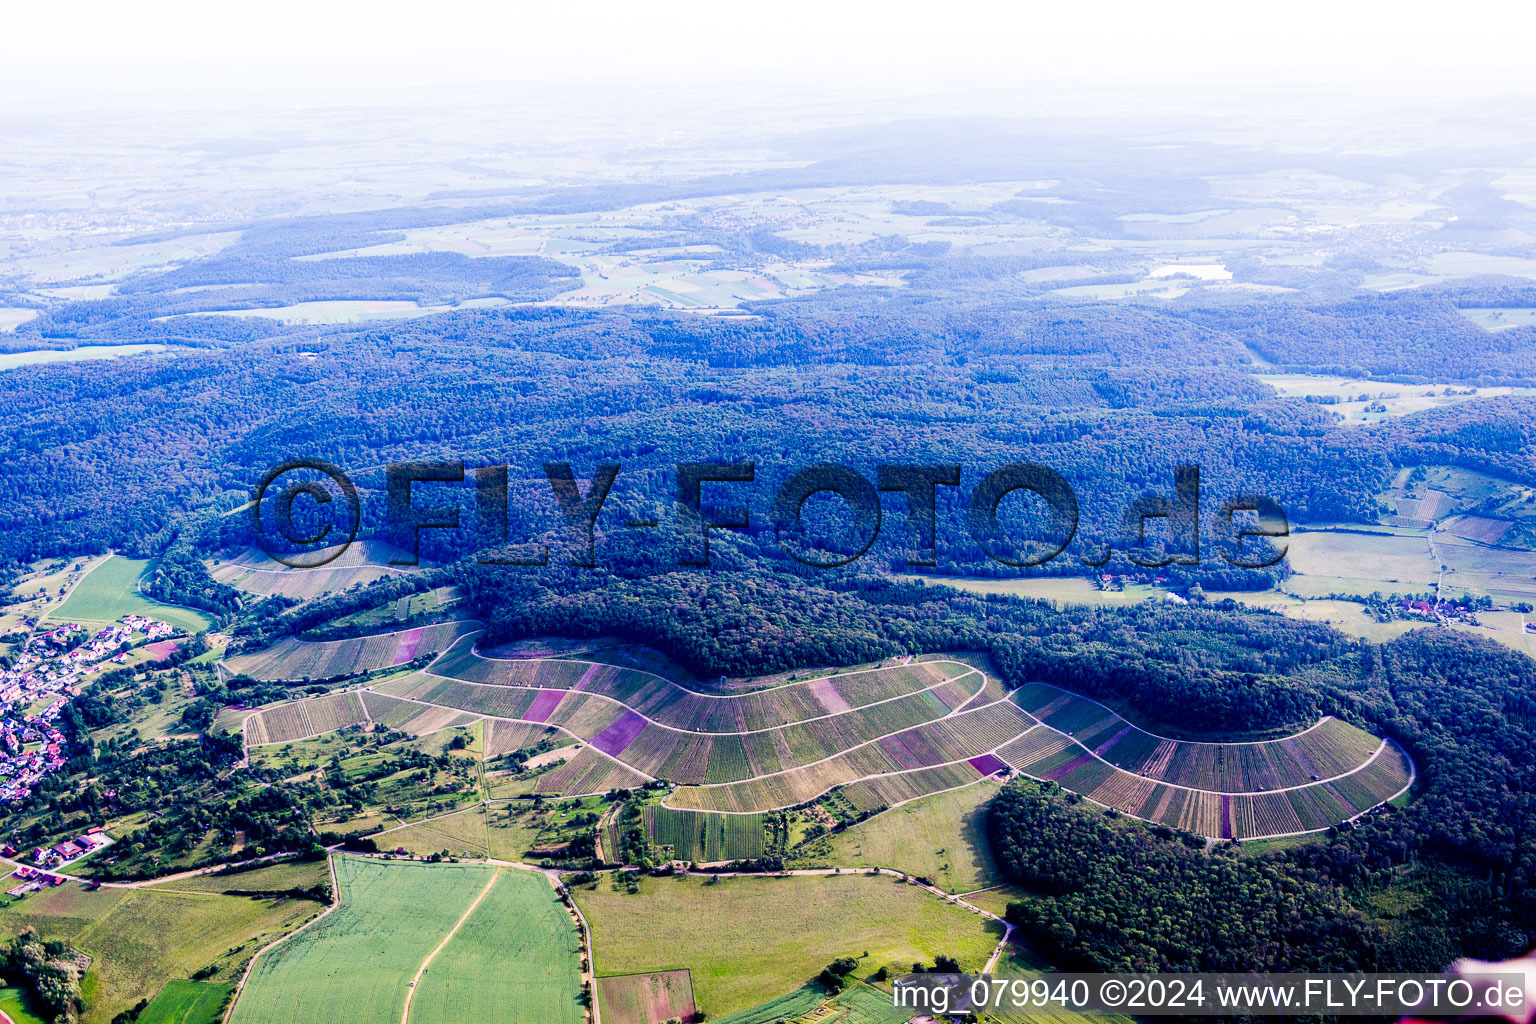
[0,614,174,804]
[5,865,66,897]
[1,829,113,895]
[1398,598,1481,625]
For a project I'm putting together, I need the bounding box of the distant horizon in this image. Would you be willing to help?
[6,0,1536,116]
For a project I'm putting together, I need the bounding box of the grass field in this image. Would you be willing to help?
[1457,307,1536,331]
[710,985,823,1024]
[903,575,1164,606]
[145,858,332,896]
[795,779,1003,893]
[409,868,586,1024]
[50,555,213,632]
[0,986,47,1024]
[1202,591,1424,644]
[1284,530,1438,596]
[1438,534,1536,605]
[231,857,495,1024]
[954,883,1031,918]
[1258,373,1536,424]
[0,555,108,636]
[574,872,1002,1019]
[0,883,322,1024]
[376,802,555,861]
[0,344,168,371]
[137,980,232,1024]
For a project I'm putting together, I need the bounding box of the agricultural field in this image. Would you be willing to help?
[222,620,481,681]
[0,879,323,1024]
[793,778,1004,893]
[205,542,416,602]
[1458,306,1536,331]
[136,980,232,1024]
[1201,591,1425,644]
[0,986,47,1024]
[1453,610,1536,660]
[230,858,582,1024]
[145,858,332,896]
[407,868,585,1024]
[390,654,989,787]
[230,857,491,1024]
[573,872,1002,1019]
[49,554,213,632]
[1437,533,1536,606]
[0,306,39,331]
[996,688,1412,840]
[327,586,463,633]
[431,642,981,734]
[598,970,697,1024]
[242,691,369,745]
[1282,529,1439,598]
[374,799,582,863]
[192,297,513,324]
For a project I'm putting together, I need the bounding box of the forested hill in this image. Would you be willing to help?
[0,299,1532,569]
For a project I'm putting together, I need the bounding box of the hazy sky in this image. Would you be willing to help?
[6,0,1535,114]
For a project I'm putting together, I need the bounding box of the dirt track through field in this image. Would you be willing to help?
[401,868,501,1024]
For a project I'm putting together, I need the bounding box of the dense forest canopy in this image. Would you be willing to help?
[0,297,1532,574]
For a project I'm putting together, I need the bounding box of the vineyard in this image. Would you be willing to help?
[236,637,1413,839]
[643,805,767,862]
[1011,683,1385,792]
[206,542,414,602]
[431,642,974,732]
[222,620,482,681]
[242,691,369,745]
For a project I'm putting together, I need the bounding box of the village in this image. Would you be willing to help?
[0,612,175,805]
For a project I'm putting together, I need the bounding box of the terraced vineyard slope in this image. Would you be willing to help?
[234,636,1413,840]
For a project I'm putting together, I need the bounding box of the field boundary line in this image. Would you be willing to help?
[662,710,1035,813]
[1023,681,1337,746]
[1028,738,1417,842]
[464,634,979,701]
[401,867,501,1024]
[410,665,986,738]
[218,619,484,676]
[546,869,601,1024]
[658,686,1027,800]
[223,852,341,1024]
[299,694,660,782]
[255,674,1405,840]
[1027,723,1391,797]
[436,629,987,725]
[663,720,1409,836]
